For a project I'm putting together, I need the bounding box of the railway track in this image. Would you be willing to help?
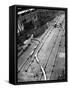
[34,24,64,80]
[18,14,65,81]
[18,25,54,72]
